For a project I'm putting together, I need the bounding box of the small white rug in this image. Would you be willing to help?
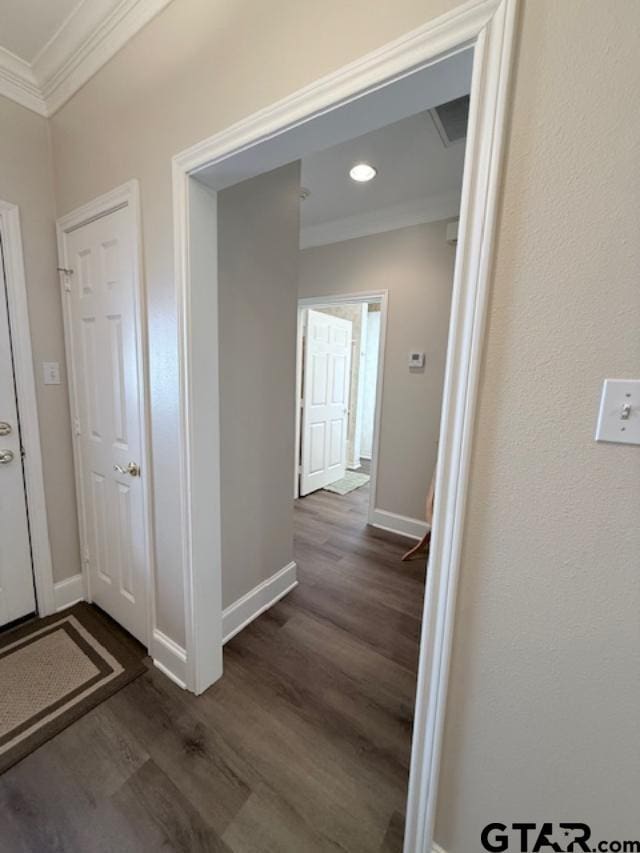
[323,471,370,496]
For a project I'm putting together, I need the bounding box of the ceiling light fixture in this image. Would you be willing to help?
[349,163,377,183]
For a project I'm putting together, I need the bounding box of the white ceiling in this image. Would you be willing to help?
[194,48,471,249]
[301,109,466,230]
[0,0,173,116]
[0,0,89,63]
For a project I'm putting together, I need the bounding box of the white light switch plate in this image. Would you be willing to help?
[595,379,640,445]
[43,362,61,385]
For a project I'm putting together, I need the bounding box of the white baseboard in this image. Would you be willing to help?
[369,508,429,541]
[223,561,298,644]
[151,628,187,689]
[53,573,84,611]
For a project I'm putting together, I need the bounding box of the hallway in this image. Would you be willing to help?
[1,482,426,852]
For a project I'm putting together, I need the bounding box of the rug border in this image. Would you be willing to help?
[0,603,146,775]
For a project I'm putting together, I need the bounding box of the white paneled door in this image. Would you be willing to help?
[0,236,35,627]
[61,202,148,644]
[300,309,352,496]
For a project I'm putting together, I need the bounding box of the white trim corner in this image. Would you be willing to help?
[0,0,174,117]
[152,628,188,689]
[0,47,47,116]
[223,561,298,644]
[53,573,85,611]
[369,508,429,541]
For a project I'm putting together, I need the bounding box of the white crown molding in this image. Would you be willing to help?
[300,191,461,249]
[0,46,47,115]
[0,0,173,117]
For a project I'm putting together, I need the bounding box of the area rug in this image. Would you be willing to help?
[0,602,145,774]
[323,471,370,495]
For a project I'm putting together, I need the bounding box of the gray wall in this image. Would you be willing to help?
[43,0,640,849]
[218,163,301,608]
[0,95,80,584]
[299,222,456,521]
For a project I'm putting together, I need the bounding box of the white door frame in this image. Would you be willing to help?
[0,199,56,617]
[172,1,517,850]
[294,292,388,524]
[56,180,156,649]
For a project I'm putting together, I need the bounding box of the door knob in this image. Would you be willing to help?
[0,450,15,464]
[114,461,140,477]
[0,422,11,436]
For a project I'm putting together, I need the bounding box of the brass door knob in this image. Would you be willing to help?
[114,461,140,477]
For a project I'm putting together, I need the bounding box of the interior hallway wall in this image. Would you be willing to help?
[47,0,640,849]
[299,222,456,522]
[218,163,301,609]
[0,95,80,584]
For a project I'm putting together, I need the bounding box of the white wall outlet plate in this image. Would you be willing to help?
[595,379,640,445]
[409,351,425,368]
[43,362,61,385]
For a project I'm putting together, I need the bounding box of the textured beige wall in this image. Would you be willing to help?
[436,2,640,848]
[45,0,640,849]
[0,95,80,584]
[218,163,300,608]
[300,223,455,521]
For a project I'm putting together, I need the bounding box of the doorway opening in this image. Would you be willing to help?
[295,293,385,515]
[293,96,465,549]
[173,3,517,848]
[186,48,468,851]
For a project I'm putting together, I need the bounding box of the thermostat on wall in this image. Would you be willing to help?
[408,351,425,368]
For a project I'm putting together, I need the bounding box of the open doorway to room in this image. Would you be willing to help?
[178,65,469,851]
[174,5,516,846]
[295,295,382,502]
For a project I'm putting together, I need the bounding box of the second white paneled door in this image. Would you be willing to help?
[59,188,149,644]
[300,309,352,496]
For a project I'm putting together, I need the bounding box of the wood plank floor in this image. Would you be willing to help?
[1,473,426,852]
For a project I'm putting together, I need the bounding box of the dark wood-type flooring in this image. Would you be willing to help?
[1,470,426,852]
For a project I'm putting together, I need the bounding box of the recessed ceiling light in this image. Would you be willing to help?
[349,163,377,183]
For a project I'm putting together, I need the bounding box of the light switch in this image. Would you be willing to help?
[595,379,640,445]
[409,351,425,369]
[43,362,61,385]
